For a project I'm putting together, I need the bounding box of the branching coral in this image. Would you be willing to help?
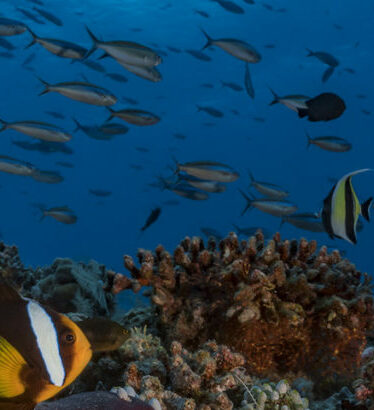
[117,232,374,395]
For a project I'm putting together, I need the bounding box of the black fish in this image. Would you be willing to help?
[211,0,245,14]
[0,38,15,51]
[16,7,45,24]
[32,7,63,26]
[194,9,210,18]
[141,207,161,232]
[197,105,224,118]
[55,161,74,168]
[297,92,346,122]
[321,66,335,83]
[79,59,106,73]
[106,72,128,83]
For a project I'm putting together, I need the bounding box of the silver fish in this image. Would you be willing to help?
[85,27,162,67]
[269,89,310,112]
[0,155,35,176]
[38,205,77,224]
[179,175,227,193]
[31,169,64,184]
[248,172,289,199]
[306,49,339,67]
[116,60,162,82]
[0,119,72,142]
[306,133,351,152]
[280,212,325,233]
[177,161,239,183]
[0,18,28,36]
[107,108,160,126]
[26,28,87,59]
[201,29,261,63]
[38,78,117,106]
[240,190,297,217]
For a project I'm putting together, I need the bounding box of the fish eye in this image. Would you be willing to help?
[62,330,76,344]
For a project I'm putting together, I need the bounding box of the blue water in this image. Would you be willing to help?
[1,0,373,281]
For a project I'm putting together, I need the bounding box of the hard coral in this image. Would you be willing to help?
[120,232,374,395]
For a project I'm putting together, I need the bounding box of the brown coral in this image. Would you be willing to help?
[119,232,374,395]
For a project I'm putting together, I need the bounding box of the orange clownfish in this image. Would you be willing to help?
[0,282,92,410]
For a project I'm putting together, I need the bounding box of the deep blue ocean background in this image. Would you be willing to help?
[1,0,374,309]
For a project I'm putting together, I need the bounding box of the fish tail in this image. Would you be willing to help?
[247,170,255,184]
[305,131,312,149]
[72,117,81,132]
[33,203,46,221]
[268,87,279,105]
[85,25,99,59]
[200,28,213,50]
[361,197,373,222]
[105,107,114,121]
[306,48,313,56]
[35,76,50,96]
[25,27,37,49]
[171,155,180,173]
[239,189,253,215]
[0,118,6,132]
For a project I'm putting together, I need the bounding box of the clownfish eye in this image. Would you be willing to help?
[62,330,76,344]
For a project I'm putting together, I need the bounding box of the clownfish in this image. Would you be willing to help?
[0,282,92,410]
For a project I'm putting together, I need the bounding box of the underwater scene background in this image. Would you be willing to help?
[1,0,374,408]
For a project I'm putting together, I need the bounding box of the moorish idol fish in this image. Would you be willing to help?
[321,169,373,244]
[0,282,92,410]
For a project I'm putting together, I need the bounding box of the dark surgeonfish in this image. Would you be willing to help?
[297,93,346,122]
[210,0,245,14]
[32,7,63,26]
[321,169,372,244]
[0,282,91,410]
[306,132,351,152]
[0,17,28,36]
[36,205,78,224]
[26,28,87,59]
[141,207,161,232]
[201,29,261,63]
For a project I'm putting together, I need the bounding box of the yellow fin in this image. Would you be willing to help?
[0,336,27,398]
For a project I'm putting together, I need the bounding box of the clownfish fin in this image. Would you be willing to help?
[0,336,27,398]
[0,282,21,304]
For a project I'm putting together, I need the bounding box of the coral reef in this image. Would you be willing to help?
[117,232,374,395]
[352,345,374,407]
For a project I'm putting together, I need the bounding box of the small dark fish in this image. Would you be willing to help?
[276,7,287,12]
[56,161,74,168]
[252,116,265,122]
[0,51,13,59]
[194,9,210,18]
[77,318,129,352]
[306,49,339,67]
[298,93,346,122]
[173,133,187,140]
[130,27,143,32]
[333,24,343,30]
[264,43,276,49]
[163,199,180,206]
[37,205,77,224]
[26,0,44,5]
[121,97,139,105]
[0,38,15,51]
[79,59,106,73]
[32,7,63,26]
[89,189,112,197]
[243,0,255,4]
[135,146,149,153]
[356,94,367,99]
[31,169,64,184]
[185,49,212,61]
[197,105,223,118]
[107,108,160,126]
[200,227,223,240]
[343,68,356,74]
[22,52,36,66]
[221,81,243,91]
[141,207,161,232]
[167,46,181,53]
[231,109,240,115]
[12,139,73,155]
[244,63,255,99]
[45,111,65,120]
[322,66,335,83]
[201,83,214,88]
[16,8,45,24]
[210,0,245,14]
[106,72,128,83]
[262,3,274,10]
[202,122,215,127]
[362,109,371,116]
[130,164,143,171]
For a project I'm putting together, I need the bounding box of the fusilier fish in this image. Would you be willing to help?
[280,212,325,233]
[37,205,78,224]
[210,0,245,14]
[201,29,261,63]
[306,133,352,152]
[26,29,87,59]
[244,63,255,99]
[269,89,310,112]
[176,160,239,182]
[248,172,289,199]
[306,49,339,67]
[31,169,64,184]
[196,105,224,118]
[38,78,117,106]
[0,283,92,409]
[178,174,227,193]
[85,27,162,67]
[240,190,297,216]
[116,60,162,82]
[141,207,161,232]
[106,108,160,126]
[0,155,35,176]
[0,119,72,142]
[0,17,28,36]
[32,7,63,26]
[321,169,372,244]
